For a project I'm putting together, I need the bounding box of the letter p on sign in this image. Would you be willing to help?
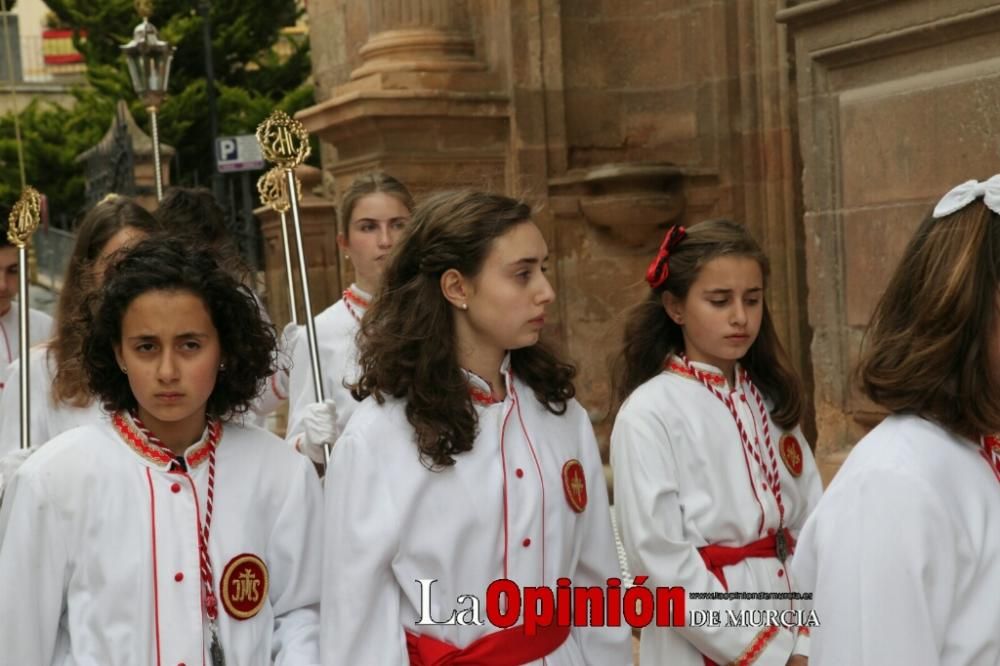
[218,138,237,162]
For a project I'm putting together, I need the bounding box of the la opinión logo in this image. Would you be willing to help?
[415,577,684,635]
[415,578,819,635]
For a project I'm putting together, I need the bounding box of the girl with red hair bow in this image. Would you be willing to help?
[611,219,821,666]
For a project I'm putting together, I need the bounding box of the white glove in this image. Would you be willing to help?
[0,448,35,505]
[297,398,340,464]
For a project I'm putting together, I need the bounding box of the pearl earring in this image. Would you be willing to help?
[120,366,127,374]
[461,303,468,310]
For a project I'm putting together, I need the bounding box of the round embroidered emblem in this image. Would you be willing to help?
[220,553,269,620]
[562,459,588,513]
[779,434,804,478]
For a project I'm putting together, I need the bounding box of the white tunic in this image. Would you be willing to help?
[0,301,53,386]
[320,361,633,665]
[612,359,822,666]
[286,285,368,441]
[0,417,323,665]
[791,414,1000,666]
[0,346,103,454]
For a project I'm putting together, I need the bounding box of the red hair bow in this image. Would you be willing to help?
[645,226,686,289]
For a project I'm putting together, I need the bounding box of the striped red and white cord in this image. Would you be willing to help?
[677,355,786,530]
[125,410,222,620]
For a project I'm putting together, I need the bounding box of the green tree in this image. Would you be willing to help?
[1,0,312,219]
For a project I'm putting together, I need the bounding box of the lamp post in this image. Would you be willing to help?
[121,0,175,201]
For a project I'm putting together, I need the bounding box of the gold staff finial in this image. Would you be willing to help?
[257,169,284,211]
[135,0,153,19]
[256,110,311,169]
[257,166,302,214]
[7,186,41,247]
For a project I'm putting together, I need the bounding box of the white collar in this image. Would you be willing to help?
[462,352,513,404]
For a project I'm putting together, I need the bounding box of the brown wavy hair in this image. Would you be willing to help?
[859,202,1000,439]
[352,190,576,468]
[154,186,253,285]
[611,219,804,429]
[339,172,415,237]
[50,196,163,407]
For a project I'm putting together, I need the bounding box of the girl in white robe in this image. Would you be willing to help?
[0,237,322,665]
[611,220,822,666]
[791,177,1000,665]
[0,196,162,458]
[320,190,632,665]
[286,172,414,463]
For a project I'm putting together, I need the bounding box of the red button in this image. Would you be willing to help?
[174,572,184,582]
[515,468,524,478]
[170,483,181,493]
[777,569,785,578]
[522,538,531,547]
[767,528,776,536]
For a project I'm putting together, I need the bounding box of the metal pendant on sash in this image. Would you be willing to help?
[209,622,226,666]
[775,529,789,563]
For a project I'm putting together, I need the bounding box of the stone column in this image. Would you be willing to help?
[351,0,478,79]
[297,0,506,199]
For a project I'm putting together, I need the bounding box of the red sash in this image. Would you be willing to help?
[696,529,796,666]
[697,529,795,590]
[406,623,571,666]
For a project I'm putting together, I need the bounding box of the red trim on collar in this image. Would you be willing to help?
[112,412,222,469]
[664,358,727,386]
[187,422,221,468]
[343,288,369,324]
[469,385,500,406]
[343,288,370,309]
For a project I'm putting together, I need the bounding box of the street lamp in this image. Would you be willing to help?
[121,1,175,200]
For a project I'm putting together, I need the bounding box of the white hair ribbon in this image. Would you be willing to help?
[932,174,1000,218]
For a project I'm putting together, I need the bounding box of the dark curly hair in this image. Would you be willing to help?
[81,237,277,420]
[353,190,576,469]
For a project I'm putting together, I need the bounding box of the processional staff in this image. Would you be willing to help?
[255,111,331,459]
[7,187,42,450]
[257,167,300,326]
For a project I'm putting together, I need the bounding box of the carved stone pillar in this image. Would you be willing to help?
[297,0,508,226]
[351,0,479,79]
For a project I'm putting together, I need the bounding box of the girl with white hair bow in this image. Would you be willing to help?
[792,176,1000,665]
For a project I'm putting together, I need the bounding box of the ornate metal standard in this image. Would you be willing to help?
[121,0,175,201]
[7,187,41,450]
[256,111,326,443]
[257,166,301,326]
